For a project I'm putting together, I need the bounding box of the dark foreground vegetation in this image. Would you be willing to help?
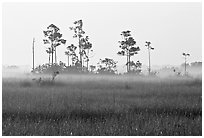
[2,74,202,136]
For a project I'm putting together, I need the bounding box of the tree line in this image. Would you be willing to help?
[32,19,155,75]
[32,19,197,77]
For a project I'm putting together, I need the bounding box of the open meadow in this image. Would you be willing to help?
[2,74,202,136]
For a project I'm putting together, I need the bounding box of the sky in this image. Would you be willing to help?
[2,2,202,72]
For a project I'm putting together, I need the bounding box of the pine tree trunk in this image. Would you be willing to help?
[82,59,84,69]
[148,48,151,75]
[55,47,57,64]
[79,38,82,69]
[49,54,50,65]
[51,48,53,65]
[184,56,186,75]
[51,44,54,65]
[87,49,89,71]
[129,53,131,72]
[87,60,88,72]
[68,55,69,67]
[127,54,129,73]
[72,55,73,66]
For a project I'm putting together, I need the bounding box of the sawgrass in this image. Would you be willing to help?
[2,74,202,135]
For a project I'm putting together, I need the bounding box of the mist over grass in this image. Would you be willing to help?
[2,74,202,136]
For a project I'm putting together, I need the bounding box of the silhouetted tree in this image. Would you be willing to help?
[65,51,71,67]
[128,60,142,74]
[43,24,66,65]
[97,58,117,74]
[72,54,79,66]
[182,52,190,75]
[66,44,77,66]
[70,20,93,71]
[117,30,140,73]
[70,20,85,68]
[81,36,93,70]
[145,41,154,75]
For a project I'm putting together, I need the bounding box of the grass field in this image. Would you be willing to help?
[2,74,202,136]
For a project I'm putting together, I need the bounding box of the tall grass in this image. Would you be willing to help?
[2,74,202,135]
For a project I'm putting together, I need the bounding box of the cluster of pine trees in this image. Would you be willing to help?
[34,20,154,75]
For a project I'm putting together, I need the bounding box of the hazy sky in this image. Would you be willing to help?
[2,2,202,71]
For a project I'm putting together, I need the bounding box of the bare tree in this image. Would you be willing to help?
[32,38,35,72]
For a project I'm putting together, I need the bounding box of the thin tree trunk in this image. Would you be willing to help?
[49,54,50,65]
[68,55,69,67]
[55,47,57,64]
[82,56,84,69]
[32,38,35,71]
[148,48,151,75]
[87,49,89,71]
[72,55,73,66]
[129,53,131,72]
[184,56,186,75]
[79,38,82,69]
[87,60,88,72]
[51,47,53,65]
[127,54,129,73]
